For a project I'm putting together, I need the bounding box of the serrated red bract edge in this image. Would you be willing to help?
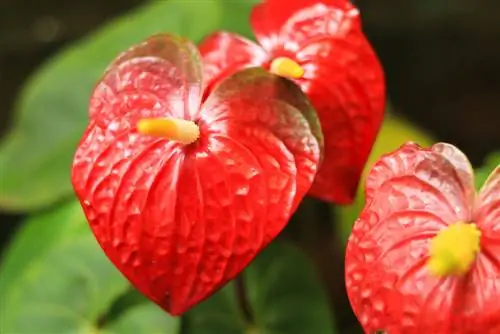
[71,34,321,316]
[345,142,500,333]
[199,0,386,204]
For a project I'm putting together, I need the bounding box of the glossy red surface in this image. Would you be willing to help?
[71,34,322,315]
[345,142,500,333]
[199,0,386,204]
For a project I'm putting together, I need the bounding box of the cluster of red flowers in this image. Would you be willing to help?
[71,0,500,332]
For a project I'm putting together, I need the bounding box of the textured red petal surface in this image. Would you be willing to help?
[345,142,500,333]
[91,34,203,125]
[197,32,267,97]
[72,34,321,315]
[251,0,360,52]
[296,35,385,204]
[200,0,385,204]
[457,166,500,333]
[202,68,323,213]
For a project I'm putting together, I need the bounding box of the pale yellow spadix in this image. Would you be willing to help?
[137,118,200,145]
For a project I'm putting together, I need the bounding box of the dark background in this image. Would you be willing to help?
[1,0,499,250]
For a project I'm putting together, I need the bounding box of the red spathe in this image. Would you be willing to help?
[71,34,323,315]
[345,142,500,333]
[199,0,386,204]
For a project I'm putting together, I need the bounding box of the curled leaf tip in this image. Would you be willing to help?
[428,222,481,277]
[137,117,200,144]
[270,57,304,79]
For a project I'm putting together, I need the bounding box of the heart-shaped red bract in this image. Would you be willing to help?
[199,0,386,204]
[345,142,500,333]
[71,34,323,315]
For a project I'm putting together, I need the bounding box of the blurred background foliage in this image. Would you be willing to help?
[0,0,499,333]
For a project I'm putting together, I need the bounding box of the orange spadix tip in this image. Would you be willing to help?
[136,117,200,144]
[270,57,304,79]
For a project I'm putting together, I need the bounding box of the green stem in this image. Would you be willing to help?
[235,274,254,326]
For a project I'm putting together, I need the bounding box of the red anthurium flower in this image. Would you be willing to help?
[199,0,386,204]
[345,142,500,333]
[71,33,323,315]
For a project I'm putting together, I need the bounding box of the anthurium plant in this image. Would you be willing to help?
[0,0,498,333]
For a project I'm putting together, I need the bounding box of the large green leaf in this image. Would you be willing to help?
[0,198,181,333]
[0,0,257,212]
[1,234,133,333]
[187,241,337,334]
[0,199,87,293]
[102,303,180,334]
[186,284,247,334]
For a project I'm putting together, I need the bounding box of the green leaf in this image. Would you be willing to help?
[0,199,87,293]
[1,234,130,333]
[186,285,245,334]
[104,288,152,321]
[335,115,435,243]
[0,0,256,212]
[0,199,180,333]
[102,303,180,334]
[475,151,500,190]
[187,241,337,334]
